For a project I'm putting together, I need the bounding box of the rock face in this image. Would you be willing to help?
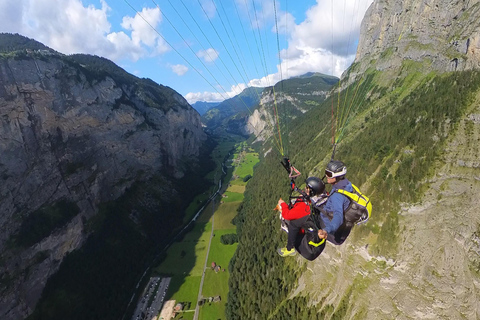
[298,94,480,319]
[245,73,338,148]
[353,0,480,76]
[0,40,205,319]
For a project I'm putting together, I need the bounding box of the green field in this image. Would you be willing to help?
[214,202,241,230]
[205,139,237,181]
[222,191,244,202]
[234,153,259,178]
[229,178,246,186]
[199,229,237,320]
[226,185,245,193]
[183,192,212,223]
[155,222,211,277]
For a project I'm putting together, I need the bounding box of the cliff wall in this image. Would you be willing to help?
[353,0,480,76]
[0,47,205,318]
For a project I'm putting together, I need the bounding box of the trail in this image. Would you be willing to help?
[193,180,216,320]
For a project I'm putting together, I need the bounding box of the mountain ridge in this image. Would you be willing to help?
[0,33,209,320]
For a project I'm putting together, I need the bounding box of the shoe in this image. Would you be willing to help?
[277,247,296,257]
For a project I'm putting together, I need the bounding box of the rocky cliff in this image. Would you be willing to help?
[245,73,338,150]
[0,35,205,319]
[351,0,480,78]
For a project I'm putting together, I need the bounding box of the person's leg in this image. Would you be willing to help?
[326,233,343,245]
[277,216,310,257]
[286,216,310,250]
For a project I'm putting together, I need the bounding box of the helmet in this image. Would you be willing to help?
[325,160,347,179]
[305,177,325,196]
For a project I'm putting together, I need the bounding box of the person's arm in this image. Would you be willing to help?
[322,193,344,234]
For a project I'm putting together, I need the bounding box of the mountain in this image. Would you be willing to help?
[226,1,480,319]
[244,72,338,151]
[190,101,220,116]
[201,86,264,134]
[0,33,210,319]
[202,73,338,140]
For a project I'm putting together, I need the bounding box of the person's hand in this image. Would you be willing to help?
[277,198,285,207]
[317,229,328,239]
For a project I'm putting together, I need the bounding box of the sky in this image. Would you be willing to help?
[0,0,373,103]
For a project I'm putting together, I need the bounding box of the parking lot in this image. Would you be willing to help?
[131,277,171,320]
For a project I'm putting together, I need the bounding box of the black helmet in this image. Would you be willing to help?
[305,177,325,196]
[325,160,347,179]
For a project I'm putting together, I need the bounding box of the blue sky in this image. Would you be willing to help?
[0,0,373,103]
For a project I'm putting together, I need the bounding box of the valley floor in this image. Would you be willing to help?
[131,138,258,320]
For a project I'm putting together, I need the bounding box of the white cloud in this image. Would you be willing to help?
[0,0,169,63]
[188,0,373,102]
[197,48,219,62]
[287,0,373,66]
[185,91,224,104]
[0,0,27,34]
[121,7,160,47]
[185,82,247,104]
[170,64,188,76]
[106,31,143,61]
[275,9,295,36]
[229,83,247,95]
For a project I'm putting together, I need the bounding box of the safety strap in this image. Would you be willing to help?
[308,238,325,247]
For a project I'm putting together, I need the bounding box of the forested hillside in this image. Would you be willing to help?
[203,73,338,138]
[202,87,263,133]
[227,67,480,319]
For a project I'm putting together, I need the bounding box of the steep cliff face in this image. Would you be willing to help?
[352,0,480,77]
[245,73,338,149]
[0,40,205,318]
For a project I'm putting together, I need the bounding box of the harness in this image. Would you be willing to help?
[281,157,326,247]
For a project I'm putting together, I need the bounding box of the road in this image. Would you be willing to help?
[193,181,217,320]
[193,160,232,320]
